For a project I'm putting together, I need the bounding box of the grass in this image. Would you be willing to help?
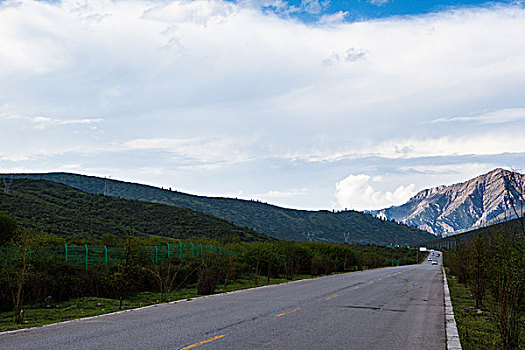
[0,274,314,332]
[446,268,525,350]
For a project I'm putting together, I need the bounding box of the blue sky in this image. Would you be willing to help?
[1,0,524,211]
[255,0,517,22]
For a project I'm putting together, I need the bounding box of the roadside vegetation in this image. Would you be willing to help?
[0,212,423,331]
[444,225,525,350]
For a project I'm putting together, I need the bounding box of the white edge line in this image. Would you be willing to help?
[0,264,415,336]
[443,265,462,350]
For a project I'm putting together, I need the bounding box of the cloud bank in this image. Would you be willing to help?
[0,0,524,209]
[335,174,416,211]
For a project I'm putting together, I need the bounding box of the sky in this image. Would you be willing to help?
[1,0,524,211]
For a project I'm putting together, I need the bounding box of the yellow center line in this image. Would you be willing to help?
[367,281,374,285]
[352,286,360,290]
[378,277,383,281]
[386,274,392,277]
[275,307,302,317]
[179,335,226,350]
[324,294,338,301]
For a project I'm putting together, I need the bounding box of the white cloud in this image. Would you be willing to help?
[319,11,348,24]
[398,163,497,176]
[254,187,310,198]
[0,105,102,129]
[323,47,366,65]
[30,117,102,129]
[121,137,252,164]
[335,174,416,211]
[144,0,237,25]
[280,0,329,15]
[291,132,525,163]
[368,0,391,6]
[431,108,525,124]
[372,134,525,159]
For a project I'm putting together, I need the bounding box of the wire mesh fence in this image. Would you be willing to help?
[0,242,237,269]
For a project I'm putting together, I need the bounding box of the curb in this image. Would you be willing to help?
[443,266,462,350]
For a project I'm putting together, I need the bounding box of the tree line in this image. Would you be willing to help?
[445,223,524,349]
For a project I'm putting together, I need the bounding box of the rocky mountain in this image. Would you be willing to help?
[367,168,525,235]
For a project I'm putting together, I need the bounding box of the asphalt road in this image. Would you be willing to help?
[0,255,445,350]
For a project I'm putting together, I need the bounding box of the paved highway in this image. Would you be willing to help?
[1,256,445,350]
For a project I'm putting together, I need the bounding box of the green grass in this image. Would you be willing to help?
[445,269,522,350]
[0,274,315,332]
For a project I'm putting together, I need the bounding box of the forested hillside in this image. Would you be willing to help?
[0,179,267,242]
[1,173,433,245]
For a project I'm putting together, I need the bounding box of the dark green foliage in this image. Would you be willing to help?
[197,256,223,295]
[1,173,433,245]
[0,211,17,246]
[0,179,268,242]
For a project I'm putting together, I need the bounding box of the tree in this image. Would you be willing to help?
[146,257,196,302]
[0,211,18,246]
[503,169,525,235]
[11,229,33,324]
[99,233,120,247]
[104,234,142,309]
[197,255,223,295]
[488,227,524,350]
[467,234,488,308]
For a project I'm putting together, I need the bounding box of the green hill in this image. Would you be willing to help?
[1,173,433,245]
[426,217,524,249]
[0,179,267,242]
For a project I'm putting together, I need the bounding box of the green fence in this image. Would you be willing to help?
[0,242,237,269]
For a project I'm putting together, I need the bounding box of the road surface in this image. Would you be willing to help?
[0,256,445,350]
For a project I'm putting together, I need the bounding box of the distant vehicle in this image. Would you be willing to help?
[428,257,432,261]
[432,260,438,265]
[437,253,440,257]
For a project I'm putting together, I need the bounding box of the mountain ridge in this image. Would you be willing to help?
[0,178,268,242]
[0,172,433,245]
[368,168,525,235]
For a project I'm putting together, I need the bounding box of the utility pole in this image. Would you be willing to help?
[3,176,13,194]
[343,232,350,244]
[306,232,315,242]
[104,176,111,196]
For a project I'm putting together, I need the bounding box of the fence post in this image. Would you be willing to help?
[191,243,194,257]
[85,244,88,270]
[167,243,170,258]
[28,247,32,259]
[179,241,182,259]
[200,243,203,257]
[105,245,108,264]
[155,245,158,264]
[65,244,68,263]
